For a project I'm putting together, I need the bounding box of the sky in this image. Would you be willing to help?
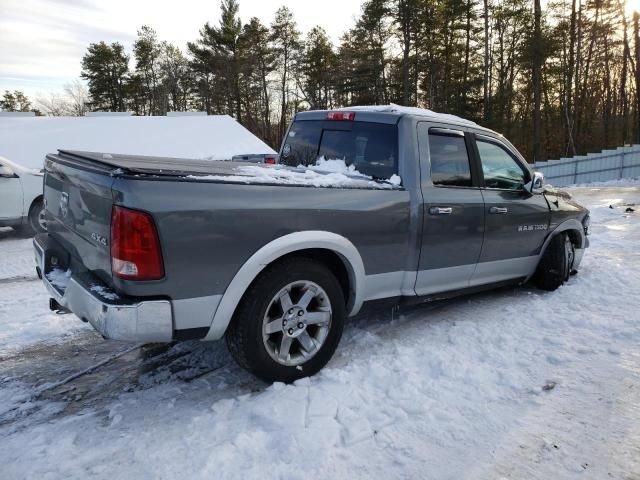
[0,0,365,99]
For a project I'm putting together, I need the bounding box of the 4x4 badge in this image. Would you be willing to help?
[91,232,108,247]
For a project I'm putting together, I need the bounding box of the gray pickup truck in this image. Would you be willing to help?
[34,106,590,382]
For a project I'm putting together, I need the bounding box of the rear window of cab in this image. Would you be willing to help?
[280,120,398,180]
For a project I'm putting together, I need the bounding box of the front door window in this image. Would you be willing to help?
[476,139,527,190]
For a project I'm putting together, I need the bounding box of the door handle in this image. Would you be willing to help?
[489,206,508,214]
[429,206,453,215]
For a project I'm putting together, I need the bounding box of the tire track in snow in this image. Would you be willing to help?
[0,275,38,285]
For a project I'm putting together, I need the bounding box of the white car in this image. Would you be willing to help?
[0,156,46,235]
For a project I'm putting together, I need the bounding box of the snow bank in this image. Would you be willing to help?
[0,116,276,170]
[569,177,640,188]
[0,282,91,354]
[189,157,403,189]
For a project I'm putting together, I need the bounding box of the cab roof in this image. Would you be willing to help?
[295,104,494,133]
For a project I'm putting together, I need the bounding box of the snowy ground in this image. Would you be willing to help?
[0,184,639,479]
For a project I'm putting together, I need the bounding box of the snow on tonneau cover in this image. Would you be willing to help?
[187,157,402,189]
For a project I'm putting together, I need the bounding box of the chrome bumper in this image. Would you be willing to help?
[34,234,173,342]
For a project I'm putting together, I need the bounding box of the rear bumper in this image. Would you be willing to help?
[0,216,26,228]
[34,234,173,342]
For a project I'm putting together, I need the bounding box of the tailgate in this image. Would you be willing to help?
[43,153,114,284]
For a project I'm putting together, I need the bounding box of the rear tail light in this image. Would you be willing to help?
[327,111,355,121]
[111,206,164,280]
[264,156,276,164]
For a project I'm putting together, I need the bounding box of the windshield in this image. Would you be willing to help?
[280,120,398,180]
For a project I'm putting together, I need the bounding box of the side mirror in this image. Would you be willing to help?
[528,171,544,194]
[0,164,18,179]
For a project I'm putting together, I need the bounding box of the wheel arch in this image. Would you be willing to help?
[534,219,585,273]
[25,194,45,231]
[28,194,44,213]
[204,231,366,340]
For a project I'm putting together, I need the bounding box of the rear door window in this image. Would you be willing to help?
[280,120,398,180]
[428,130,472,187]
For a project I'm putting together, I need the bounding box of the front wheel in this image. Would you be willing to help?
[534,233,575,291]
[226,258,345,383]
[16,199,46,237]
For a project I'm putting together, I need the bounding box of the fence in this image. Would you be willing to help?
[532,145,640,186]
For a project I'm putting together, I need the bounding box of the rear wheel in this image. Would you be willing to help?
[534,233,574,291]
[226,257,345,383]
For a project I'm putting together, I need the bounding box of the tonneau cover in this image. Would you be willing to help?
[51,150,250,177]
[46,150,402,190]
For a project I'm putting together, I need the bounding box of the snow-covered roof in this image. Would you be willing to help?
[0,115,276,170]
[339,103,479,127]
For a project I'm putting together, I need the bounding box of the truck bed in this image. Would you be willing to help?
[41,149,411,327]
[46,150,401,190]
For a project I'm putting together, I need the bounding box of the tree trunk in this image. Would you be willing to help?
[620,4,630,145]
[565,0,577,155]
[483,0,490,122]
[280,45,289,141]
[261,64,271,142]
[634,13,640,142]
[461,0,471,114]
[399,0,411,106]
[532,0,542,161]
[402,36,410,105]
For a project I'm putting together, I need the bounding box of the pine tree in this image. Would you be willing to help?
[271,6,302,139]
[133,26,163,115]
[336,0,392,106]
[392,0,419,106]
[160,44,193,113]
[0,90,32,112]
[300,27,337,110]
[188,0,243,119]
[81,41,130,112]
[238,17,276,141]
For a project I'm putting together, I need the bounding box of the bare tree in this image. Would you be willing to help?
[35,80,89,116]
[36,94,71,116]
[64,79,90,116]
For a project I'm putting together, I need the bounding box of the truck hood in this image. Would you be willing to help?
[543,185,573,200]
[544,186,589,219]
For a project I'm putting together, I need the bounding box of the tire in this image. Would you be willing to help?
[226,257,346,383]
[16,199,46,237]
[534,233,575,291]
